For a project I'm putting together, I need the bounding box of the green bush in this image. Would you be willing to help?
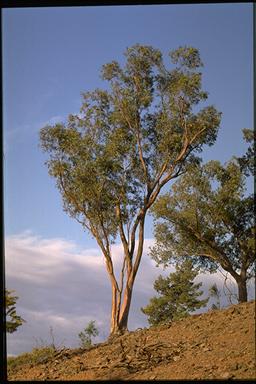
[7,346,55,373]
[78,320,99,348]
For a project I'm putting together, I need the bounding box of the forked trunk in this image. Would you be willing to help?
[109,216,145,337]
[109,276,134,336]
[225,266,248,304]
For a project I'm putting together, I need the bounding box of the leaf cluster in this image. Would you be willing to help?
[141,259,208,326]
[150,141,255,278]
[5,289,25,333]
[40,44,221,242]
[78,320,99,348]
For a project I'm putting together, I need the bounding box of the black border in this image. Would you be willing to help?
[0,1,254,383]
[0,0,254,9]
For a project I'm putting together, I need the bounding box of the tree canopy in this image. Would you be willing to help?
[141,259,208,326]
[40,44,221,334]
[150,129,255,303]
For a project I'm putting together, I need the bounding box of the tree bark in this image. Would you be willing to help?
[108,280,133,336]
[237,277,248,303]
[118,283,133,332]
[110,284,118,334]
[109,217,145,336]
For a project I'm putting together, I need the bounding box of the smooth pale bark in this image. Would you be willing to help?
[109,217,145,336]
[109,272,134,335]
[118,282,134,332]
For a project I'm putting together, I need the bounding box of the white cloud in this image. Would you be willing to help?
[5,231,255,356]
[5,232,158,355]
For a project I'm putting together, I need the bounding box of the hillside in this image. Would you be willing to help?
[8,300,255,381]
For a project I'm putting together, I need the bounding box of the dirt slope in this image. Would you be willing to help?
[8,300,256,381]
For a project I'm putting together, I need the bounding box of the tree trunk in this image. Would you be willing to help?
[109,276,134,336]
[118,280,134,332]
[109,215,146,337]
[222,265,248,304]
[110,284,118,334]
[237,278,248,303]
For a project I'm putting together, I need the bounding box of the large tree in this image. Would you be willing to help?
[150,130,255,303]
[141,259,208,326]
[40,44,221,336]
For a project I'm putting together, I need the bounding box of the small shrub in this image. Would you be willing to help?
[78,320,99,348]
[7,346,55,373]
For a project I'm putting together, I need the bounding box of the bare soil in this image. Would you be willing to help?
[8,300,256,381]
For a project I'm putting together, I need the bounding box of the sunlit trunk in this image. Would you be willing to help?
[110,284,118,335]
[109,216,145,336]
[118,279,134,332]
[109,274,134,335]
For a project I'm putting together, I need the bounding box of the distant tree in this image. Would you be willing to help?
[141,259,208,326]
[150,130,255,303]
[5,290,25,333]
[78,321,99,348]
[209,283,221,310]
[40,44,221,336]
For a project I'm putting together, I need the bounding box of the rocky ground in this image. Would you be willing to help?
[8,300,255,381]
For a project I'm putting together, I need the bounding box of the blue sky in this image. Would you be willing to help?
[3,3,253,355]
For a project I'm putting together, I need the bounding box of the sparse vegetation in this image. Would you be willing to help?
[7,326,65,374]
[7,301,256,381]
[78,320,99,348]
[7,346,56,373]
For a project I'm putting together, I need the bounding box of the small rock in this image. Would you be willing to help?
[221,372,233,379]
[173,356,181,362]
[149,375,156,380]
[231,363,239,370]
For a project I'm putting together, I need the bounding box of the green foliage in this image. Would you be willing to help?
[141,260,208,326]
[236,128,255,176]
[78,320,99,348]
[7,326,66,374]
[150,131,255,302]
[209,283,221,310]
[7,347,56,373]
[5,289,25,333]
[39,44,221,332]
[40,44,221,244]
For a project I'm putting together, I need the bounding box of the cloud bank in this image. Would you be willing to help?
[5,232,158,355]
[5,231,254,356]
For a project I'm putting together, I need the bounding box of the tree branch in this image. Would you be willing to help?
[116,204,132,273]
[129,208,145,257]
[132,217,145,278]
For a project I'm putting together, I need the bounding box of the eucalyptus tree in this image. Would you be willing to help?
[40,45,221,335]
[150,130,255,303]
